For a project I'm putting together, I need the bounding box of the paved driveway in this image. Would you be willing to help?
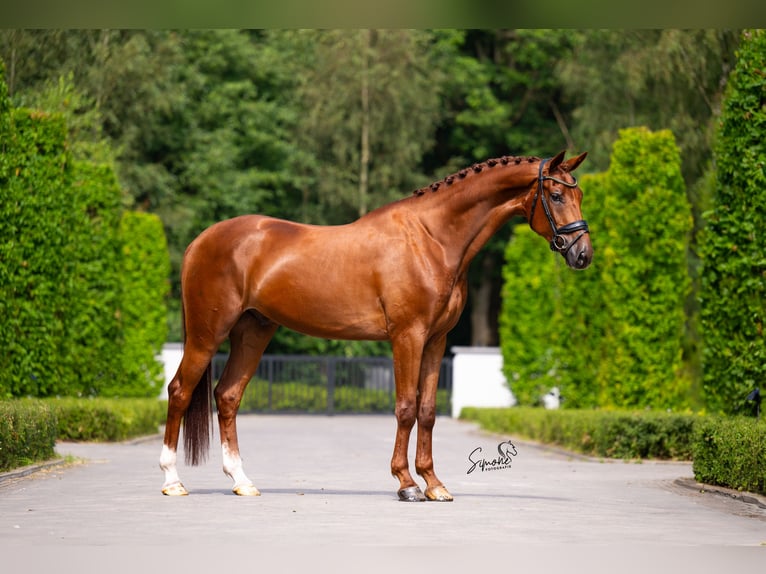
[1,415,764,570]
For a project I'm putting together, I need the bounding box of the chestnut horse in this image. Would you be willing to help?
[159,150,592,501]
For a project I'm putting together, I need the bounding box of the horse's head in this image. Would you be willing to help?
[527,151,593,270]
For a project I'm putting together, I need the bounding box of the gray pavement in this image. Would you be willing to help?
[1,414,765,570]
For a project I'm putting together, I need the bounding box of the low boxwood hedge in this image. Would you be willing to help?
[692,416,765,495]
[0,399,58,472]
[0,398,167,473]
[50,398,167,442]
[460,407,699,460]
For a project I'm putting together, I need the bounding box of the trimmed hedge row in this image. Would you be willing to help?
[51,398,167,442]
[0,400,58,472]
[461,407,765,495]
[460,407,698,460]
[692,416,765,495]
[0,398,167,472]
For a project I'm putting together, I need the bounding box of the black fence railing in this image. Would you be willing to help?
[211,354,453,415]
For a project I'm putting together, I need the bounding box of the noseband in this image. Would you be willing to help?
[529,158,589,254]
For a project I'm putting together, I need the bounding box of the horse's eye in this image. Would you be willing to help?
[551,192,564,204]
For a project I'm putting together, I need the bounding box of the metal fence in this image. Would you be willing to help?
[211,354,453,415]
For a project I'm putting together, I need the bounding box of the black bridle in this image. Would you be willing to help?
[529,157,590,255]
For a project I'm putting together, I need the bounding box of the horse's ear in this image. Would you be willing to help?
[561,151,588,173]
[547,150,567,171]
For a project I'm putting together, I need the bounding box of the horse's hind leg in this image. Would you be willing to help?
[160,340,217,496]
[214,311,278,496]
[160,288,243,495]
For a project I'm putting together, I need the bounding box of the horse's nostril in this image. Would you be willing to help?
[576,249,591,269]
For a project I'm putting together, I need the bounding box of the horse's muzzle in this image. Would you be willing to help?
[566,241,593,270]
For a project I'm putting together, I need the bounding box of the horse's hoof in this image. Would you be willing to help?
[232,483,261,496]
[425,485,454,502]
[397,485,426,502]
[162,482,189,496]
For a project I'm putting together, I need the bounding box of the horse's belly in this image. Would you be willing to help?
[262,305,389,341]
[249,285,389,341]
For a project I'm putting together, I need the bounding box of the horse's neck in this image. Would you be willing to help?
[416,165,534,271]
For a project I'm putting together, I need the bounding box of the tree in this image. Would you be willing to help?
[559,30,739,187]
[700,29,766,414]
[270,29,444,224]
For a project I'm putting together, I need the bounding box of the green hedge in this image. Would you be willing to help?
[499,128,694,410]
[0,398,166,472]
[0,63,171,399]
[460,407,699,460]
[0,400,57,472]
[50,398,167,441]
[700,30,766,414]
[113,212,171,397]
[692,416,765,495]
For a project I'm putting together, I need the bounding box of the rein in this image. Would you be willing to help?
[529,158,590,254]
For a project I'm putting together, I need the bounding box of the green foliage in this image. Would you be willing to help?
[554,172,609,408]
[114,212,171,397]
[499,225,563,406]
[0,398,166,472]
[0,399,57,472]
[595,128,693,408]
[499,128,693,410]
[700,30,766,414]
[63,160,124,396]
[0,62,172,399]
[50,398,167,441]
[274,30,444,222]
[0,101,75,397]
[692,416,765,495]
[559,30,739,185]
[461,407,699,460]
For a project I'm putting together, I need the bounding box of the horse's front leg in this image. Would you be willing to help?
[390,331,427,501]
[214,314,277,496]
[415,335,453,501]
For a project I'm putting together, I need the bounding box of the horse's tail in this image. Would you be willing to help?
[180,300,213,466]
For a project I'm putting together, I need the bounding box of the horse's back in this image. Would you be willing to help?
[182,214,393,339]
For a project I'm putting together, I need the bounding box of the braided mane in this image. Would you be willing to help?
[412,155,539,197]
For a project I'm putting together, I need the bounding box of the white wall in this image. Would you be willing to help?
[158,343,183,400]
[450,346,516,418]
